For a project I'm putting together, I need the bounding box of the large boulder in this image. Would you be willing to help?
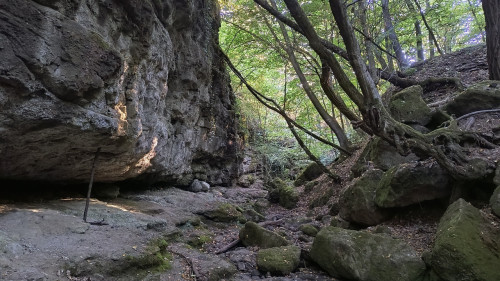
[351,137,419,178]
[430,199,500,281]
[339,169,390,226]
[375,161,451,208]
[239,222,289,249]
[310,227,426,281]
[256,245,301,276]
[390,85,432,125]
[294,162,324,186]
[445,80,500,117]
[0,0,238,186]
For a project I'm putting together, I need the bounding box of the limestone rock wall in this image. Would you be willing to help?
[0,0,238,185]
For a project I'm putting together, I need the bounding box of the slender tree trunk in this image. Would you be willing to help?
[381,0,408,69]
[385,37,395,72]
[415,20,424,61]
[358,0,378,83]
[414,0,443,55]
[425,0,435,58]
[269,0,351,151]
[482,0,500,80]
[405,0,424,61]
[467,0,485,43]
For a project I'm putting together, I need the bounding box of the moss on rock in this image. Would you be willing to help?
[267,178,298,209]
[445,80,500,116]
[310,227,426,281]
[351,137,419,178]
[294,162,324,186]
[239,221,289,249]
[202,203,243,222]
[390,85,432,125]
[430,199,500,281]
[299,224,319,237]
[339,169,390,226]
[375,162,451,208]
[257,245,301,276]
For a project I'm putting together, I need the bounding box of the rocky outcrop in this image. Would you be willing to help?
[389,85,432,126]
[310,227,426,281]
[351,137,419,178]
[445,80,500,117]
[0,0,238,185]
[339,169,390,226]
[375,161,451,208]
[430,199,500,281]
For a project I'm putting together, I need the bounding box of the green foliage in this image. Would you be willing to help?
[122,238,172,274]
[220,0,485,159]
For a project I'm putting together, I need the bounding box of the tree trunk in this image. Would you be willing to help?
[381,0,408,69]
[267,0,351,151]
[404,0,424,61]
[415,20,424,61]
[414,0,443,56]
[358,0,378,82]
[425,0,435,58]
[482,0,500,80]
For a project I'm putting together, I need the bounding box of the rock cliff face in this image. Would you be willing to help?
[0,0,238,185]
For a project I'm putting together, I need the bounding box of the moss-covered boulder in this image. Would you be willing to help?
[430,199,500,281]
[267,178,298,209]
[339,169,390,226]
[445,80,500,117]
[257,245,301,276]
[351,137,419,178]
[200,203,243,222]
[375,161,451,208]
[310,227,426,281]
[299,224,319,237]
[390,85,432,125]
[239,222,289,249]
[294,162,324,186]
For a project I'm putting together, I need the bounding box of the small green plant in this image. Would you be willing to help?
[127,238,172,272]
[187,234,213,248]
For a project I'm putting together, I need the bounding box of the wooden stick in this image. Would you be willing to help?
[456,109,500,121]
[83,147,101,222]
[463,117,475,131]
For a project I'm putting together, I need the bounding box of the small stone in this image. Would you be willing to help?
[189,179,203,193]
